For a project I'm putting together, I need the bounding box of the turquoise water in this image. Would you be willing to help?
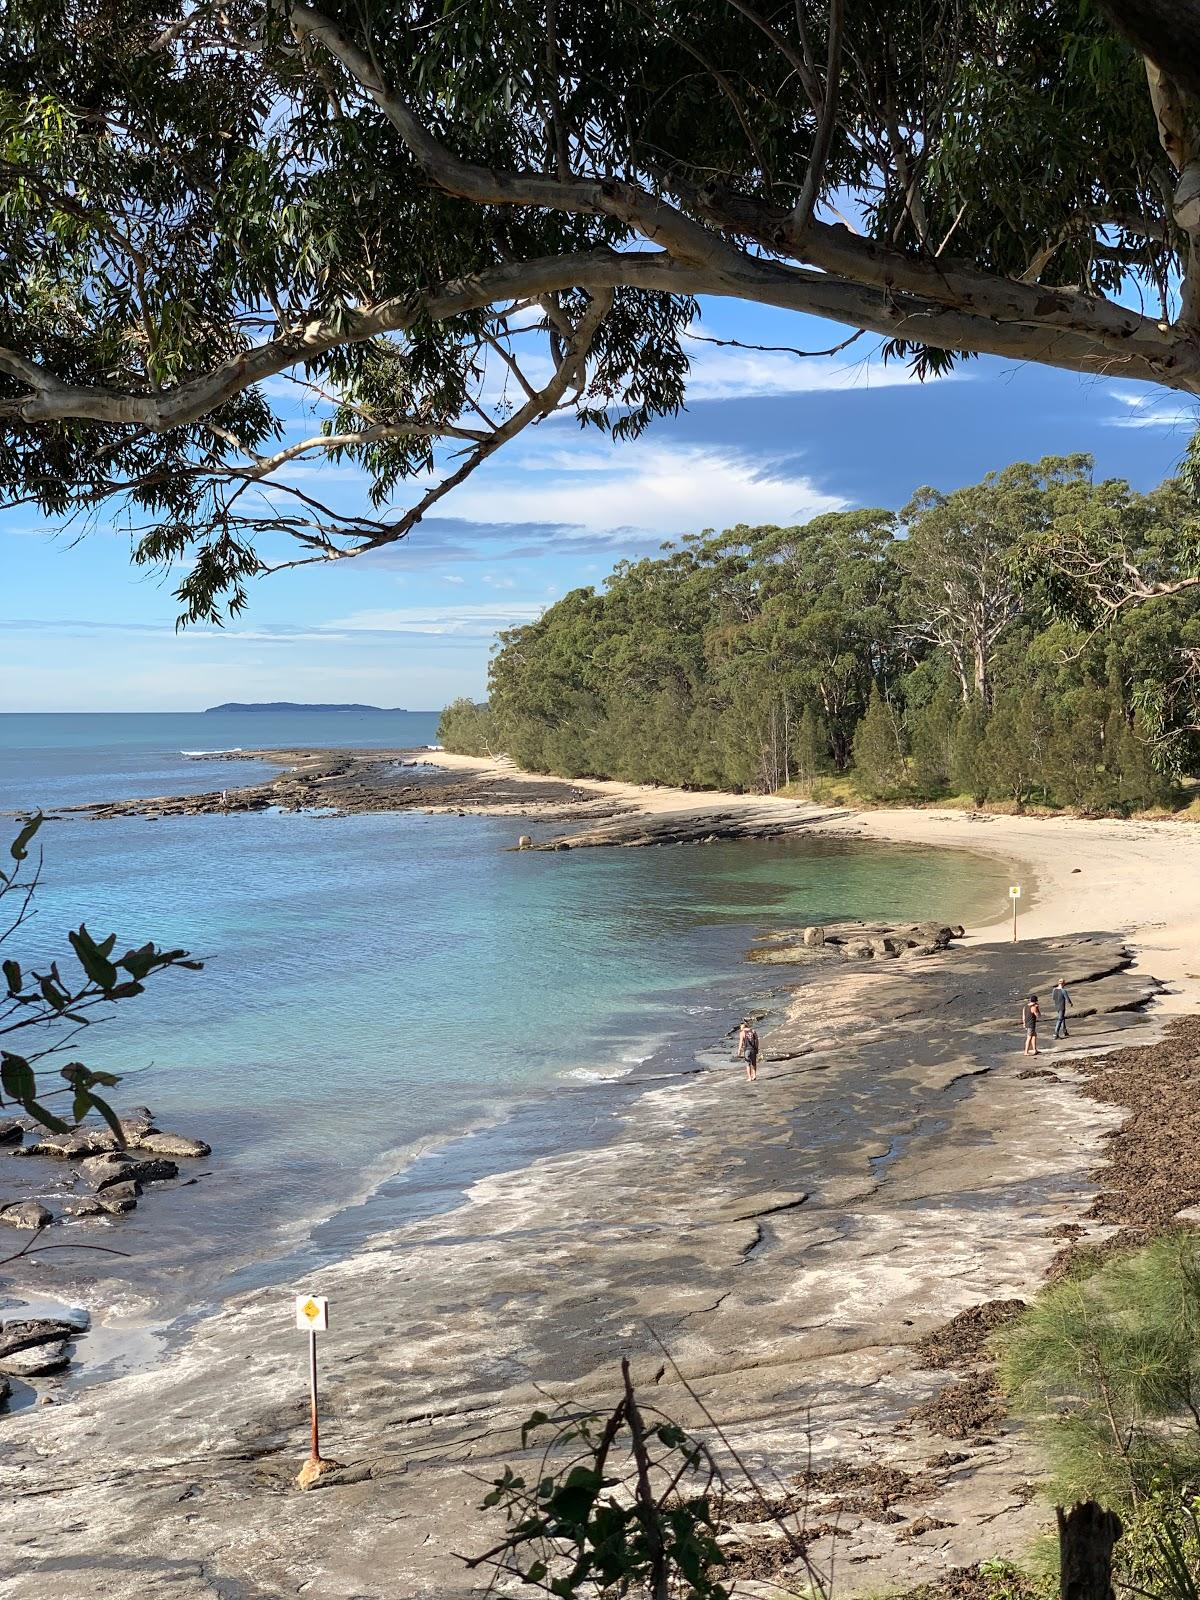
[0,713,1008,1310]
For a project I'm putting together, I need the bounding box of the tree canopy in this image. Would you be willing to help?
[3,0,1200,618]
[440,452,1200,810]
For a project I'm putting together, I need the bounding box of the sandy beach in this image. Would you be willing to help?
[4,753,1200,1597]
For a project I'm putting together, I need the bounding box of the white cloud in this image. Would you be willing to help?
[448,441,845,535]
[328,602,544,636]
[681,338,928,401]
[1107,390,1198,430]
[441,573,466,584]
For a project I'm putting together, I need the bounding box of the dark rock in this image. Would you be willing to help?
[28,1129,119,1160]
[0,1119,23,1145]
[95,1181,140,1215]
[64,1199,107,1220]
[131,1130,210,1159]
[0,1200,53,1230]
[80,1153,133,1189]
[81,1153,178,1189]
[0,1339,71,1376]
[910,921,955,947]
[0,1318,84,1359]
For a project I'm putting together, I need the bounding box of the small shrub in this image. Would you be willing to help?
[998,1233,1200,1509]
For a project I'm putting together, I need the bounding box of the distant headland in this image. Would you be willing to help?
[203,702,407,714]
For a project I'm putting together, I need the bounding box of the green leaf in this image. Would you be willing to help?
[24,1098,70,1133]
[68,925,119,991]
[9,813,43,862]
[0,1050,35,1102]
[88,1093,126,1145]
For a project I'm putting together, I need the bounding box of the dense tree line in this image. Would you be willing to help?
[439,455,1200,814]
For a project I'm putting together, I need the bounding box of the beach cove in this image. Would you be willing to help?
[3,735,1200,1595]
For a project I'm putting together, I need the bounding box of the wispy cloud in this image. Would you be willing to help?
[328,602,544,636]
[1106,390,1198,431]
[447,441,845,534]
[681,336,931,401]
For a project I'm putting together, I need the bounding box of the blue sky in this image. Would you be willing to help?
[4,298,1197,712]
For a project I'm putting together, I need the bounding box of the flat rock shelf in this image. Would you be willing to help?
[0,930,1165,1598]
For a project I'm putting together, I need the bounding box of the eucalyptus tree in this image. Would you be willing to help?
[3,0,1199,618]
[898,456,1092,706]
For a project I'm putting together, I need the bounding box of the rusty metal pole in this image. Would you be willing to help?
[308,1327,320,1464]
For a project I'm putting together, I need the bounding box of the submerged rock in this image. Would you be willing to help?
[0,1200,52,1230]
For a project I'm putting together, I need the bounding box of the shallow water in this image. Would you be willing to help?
[0,712,1009,1318]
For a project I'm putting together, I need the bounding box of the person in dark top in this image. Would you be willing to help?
[737,1019,760,1082]
[1022,994,1041,1056]
[1052,978,1073,1039]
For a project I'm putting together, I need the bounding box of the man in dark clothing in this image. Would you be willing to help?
[1052,978,1073,1039]
[1022,994,1040,1056]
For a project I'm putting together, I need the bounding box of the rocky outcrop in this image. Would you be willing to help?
[0,1121,23,1146]
[1,1109,210,1246]
[749,920,966,965]
[80,1154,179,1190]
[0,1313,86,1397]
[0,1339,71,1377]
[0,1319,79,1359]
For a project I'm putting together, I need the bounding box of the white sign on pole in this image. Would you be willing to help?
[295,1294,329,1332]
[1009,884,1022,899]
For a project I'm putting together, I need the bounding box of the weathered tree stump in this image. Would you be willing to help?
[1057,1501,1123,1600]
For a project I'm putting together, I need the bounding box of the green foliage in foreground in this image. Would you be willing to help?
[469,1360,735,1600]
[998,1234,1200,1510]
[442,454,1200,811]
[1,815,201,1134]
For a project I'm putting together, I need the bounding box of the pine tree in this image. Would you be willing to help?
[791,706,828,787]
[852,686,909,799]
[951,696,990,804]
[908,682,960,797]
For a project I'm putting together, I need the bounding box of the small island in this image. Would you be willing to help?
[203,701,407,714]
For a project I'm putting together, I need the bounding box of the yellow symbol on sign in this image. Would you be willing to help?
[301,1298,321,1322]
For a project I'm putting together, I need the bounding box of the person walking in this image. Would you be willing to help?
[1052,977,1073,1039]
[1022,994,1041,1056]
[736,1019,760,1082]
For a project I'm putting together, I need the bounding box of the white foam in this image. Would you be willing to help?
[180,748,245,756]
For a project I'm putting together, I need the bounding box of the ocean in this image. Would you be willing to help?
[0,711,1008,1335]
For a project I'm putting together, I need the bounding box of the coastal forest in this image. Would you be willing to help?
[439,452,1200,813]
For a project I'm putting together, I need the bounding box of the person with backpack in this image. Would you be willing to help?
[736,1019,760,1082]
[1022,994,1041,1056]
